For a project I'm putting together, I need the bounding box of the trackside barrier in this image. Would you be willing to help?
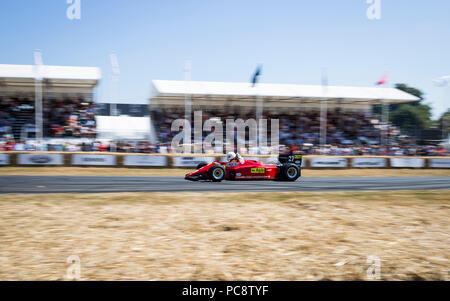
[0,153,9,165]
[0,152,449,169]
[123,155,167,167]
[429,158,450,168]
[310,157,347,168]
[17,153,64,166]
[72,154,117,166]
[390,158,425,168]
[172,156,216,167]
[352,157,387,168]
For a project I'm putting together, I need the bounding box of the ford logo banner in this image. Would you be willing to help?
[30,155,52,164]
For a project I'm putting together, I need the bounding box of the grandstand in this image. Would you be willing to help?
[0,64,101,140]
[1,70,446,155]
[149,80,421,153]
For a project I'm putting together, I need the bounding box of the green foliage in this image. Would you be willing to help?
[394,83,424,103]
[439,109,450,137]
[390,104,432,130]
[382,83,433,131]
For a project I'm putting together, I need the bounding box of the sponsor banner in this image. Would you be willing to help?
[251,168,266,174]
[123,155,168,167]
[429,159,450,168]
[0,154,9,165]
[18,154,64,165]
[352,158,387,168]
[72,154,116,166]
[310,157,347,168]
[390,158,425,168]
[173,156,215,167]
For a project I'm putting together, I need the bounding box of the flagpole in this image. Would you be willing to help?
[254,69,263,123]
[382,101,389,147]
[256,94,263,124]
[375,75,389,149]
[109,53,120,149]
[433,75,450,141]
[110,53,120,117]
[320,68,328,147]
[35,78,43,147]
[34,50,43,150]
[184,60,192,123]
[256,93,264,155]
[251,65,263,154]
[184,60,192,153]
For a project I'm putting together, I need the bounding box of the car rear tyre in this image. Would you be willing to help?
[196,162,208,170]
[208,165,226,182]
[280,164,300,181]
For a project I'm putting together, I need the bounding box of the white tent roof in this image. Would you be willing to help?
[0,64,101,81]
[152,80,420,103]
[96,116,150,140]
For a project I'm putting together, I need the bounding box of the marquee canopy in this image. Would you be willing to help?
[150,80,420,106]
[0,64,101,96]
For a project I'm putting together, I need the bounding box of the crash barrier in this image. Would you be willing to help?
[0,152,449,169]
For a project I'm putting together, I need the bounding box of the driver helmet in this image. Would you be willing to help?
[227,152,237,162]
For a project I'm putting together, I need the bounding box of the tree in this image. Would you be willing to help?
[390,104,432,131]
[439,109,450,139]
[384,83,433,131]
[394,83,424,103]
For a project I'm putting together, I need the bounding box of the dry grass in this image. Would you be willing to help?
[0,190,449,281]
[0,166,449,177]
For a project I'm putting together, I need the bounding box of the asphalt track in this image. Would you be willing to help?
[0,176,449,194]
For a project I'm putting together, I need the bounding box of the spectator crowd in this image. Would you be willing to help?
[1,103,448,156]
[0,97,96,140]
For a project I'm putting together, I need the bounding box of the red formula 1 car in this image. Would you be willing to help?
[185,154,302,182]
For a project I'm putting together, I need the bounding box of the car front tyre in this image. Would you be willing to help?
[208,165,226,182]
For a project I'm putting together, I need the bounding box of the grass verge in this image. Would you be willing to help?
[0,190,448,280]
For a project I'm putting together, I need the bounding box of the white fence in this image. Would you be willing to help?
[1,153,450,169]
[17,154,64,165]
[352,158,387,168]
[310,157,348,168]
[0,154,9,165]
[72,154,117,166]
[123,155,167,167]
[429,159,450,168]
[390,158,425,168]
[173,156,215,167]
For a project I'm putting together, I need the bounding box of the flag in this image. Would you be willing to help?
[376,74,388,85]
[433,75,450,87]
[251,65,262,87]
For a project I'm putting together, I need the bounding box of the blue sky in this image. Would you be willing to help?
[0,0,449,118]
